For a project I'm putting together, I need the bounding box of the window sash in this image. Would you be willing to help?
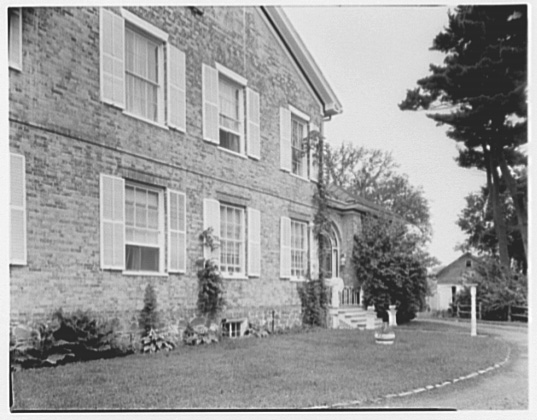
[291,220,307,278]
[124,183,162,272]
[220,204,244,274]
[291,117,306,177]
[9,8,22,69]
[124,26,161,121]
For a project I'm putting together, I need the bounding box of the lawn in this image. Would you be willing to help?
[12,321,508,410]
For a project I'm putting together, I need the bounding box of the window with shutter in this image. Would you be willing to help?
[8,8,22,71]
[219,204,245,275]
[203,63,258,159]
[10,153,26,265]
[100,8,185,129]
[203,198,221,261]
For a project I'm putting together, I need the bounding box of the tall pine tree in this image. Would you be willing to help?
[400,5,527,267]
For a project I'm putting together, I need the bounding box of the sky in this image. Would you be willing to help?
[284,5,488,267]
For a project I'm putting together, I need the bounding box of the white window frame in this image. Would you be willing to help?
[9,8,22,71]
[219,203,246,277]
[216,63,247,157]
[290,219,308,281]
[289,105,310,180]
[124,181,165,275]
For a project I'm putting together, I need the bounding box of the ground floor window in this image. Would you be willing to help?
[125,183,163,272]
[220,203,244,275]
[291,220,307,278]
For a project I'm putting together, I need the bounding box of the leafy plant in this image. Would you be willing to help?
[197,230,226,321]
[10,309,132,370]
[183,318,220,345]
[245,321,270,338]
[141,328,175,353]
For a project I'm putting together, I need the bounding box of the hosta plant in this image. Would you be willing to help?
[141,328,175,353]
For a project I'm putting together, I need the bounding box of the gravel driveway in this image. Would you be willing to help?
[363,320,528,410]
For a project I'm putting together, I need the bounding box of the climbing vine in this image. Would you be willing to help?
[197,227,226,321]
[299,127,330,327]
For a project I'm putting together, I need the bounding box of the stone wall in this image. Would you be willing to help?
[9,6,324,333]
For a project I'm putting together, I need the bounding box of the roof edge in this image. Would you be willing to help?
[262,6,343,117]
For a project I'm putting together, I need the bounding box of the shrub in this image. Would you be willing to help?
[141,328,175,353]
[10,309,133,370]
[139,284,159,333]
[453,258,527,321]
[196,258,225,321]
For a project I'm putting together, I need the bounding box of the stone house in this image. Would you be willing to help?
[428,253,483,312]
[9,6,379,336]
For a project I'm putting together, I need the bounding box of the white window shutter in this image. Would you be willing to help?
[309,123,320,182]
[9,9,22,70]
[100,174,125,270]
[202,64,219,143]
[309,222,319,280]
[280,107,292,171]
[10,153,26,265]
[203,198,220,261]
[247,208,261,277]
[168,189,186,273]
[167,44,186,132]
[280,216,291,279]
[246,88,260,160]
[100,8,125,108]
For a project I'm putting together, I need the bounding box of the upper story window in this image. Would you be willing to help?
[466,259,472,268]
[202,63,260,159]
[280,106,317,181]
[100,8,186,131]
[125,27,161,122]
[219,76,244,154]
[291,115,307,178]
[9,8,22,70]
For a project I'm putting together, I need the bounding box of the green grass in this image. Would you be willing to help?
[12,322,508,410]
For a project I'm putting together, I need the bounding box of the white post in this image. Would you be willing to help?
[470,284,477,337]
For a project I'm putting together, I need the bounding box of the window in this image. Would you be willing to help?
[9,8,22,70]
[125,27,160,122]
[203,199,260,278]
[291,115,307,177]
[290,220,307,279]
[219,76,243,153]
[100,174,186,274]
[221,318,248,338]
[202,63,260,159]
[466,259,472,268]
[125,183,163,272]
[219,204,244,275]
[100,8,186,130]
[280,106,311,179]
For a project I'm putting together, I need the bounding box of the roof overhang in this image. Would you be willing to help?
[262,6,343,118]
